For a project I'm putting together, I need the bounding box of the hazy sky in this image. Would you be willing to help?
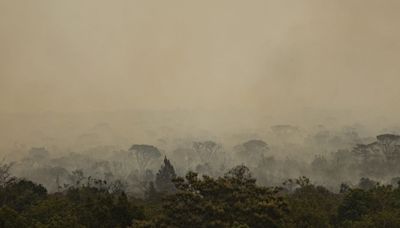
[1,0,400,116]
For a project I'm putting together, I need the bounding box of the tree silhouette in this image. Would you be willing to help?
[192,141,221,164]
[155,157,177,194]
[129,144,161,174]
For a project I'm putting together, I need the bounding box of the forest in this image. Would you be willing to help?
[2,130,400,227]
[2,0,400,227]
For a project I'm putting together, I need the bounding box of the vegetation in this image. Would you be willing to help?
[2,132,400,227]
[2,158,400,227]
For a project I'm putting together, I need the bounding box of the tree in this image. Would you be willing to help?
[192,140,221,164]
[282,176,311,193]
[155,157,177,194]
[0,206,29,227]
[352,143,386,177]
[235,140,269,167]
[129,145,161,174]
[143,165,288,227]
[337,189,374,223]
[0,179,47,212]
[349,134,400,177]
[69,169,85,188]
[353,134,400,163]
[376,134,400,162]
[352,144,374,161]
[24,195,83,227]
[285,183,340,228]
[0,160,15,187]
[346,209,400,228]
[377,134,400,147]
[337,185,399,226]
[65,186,144,228]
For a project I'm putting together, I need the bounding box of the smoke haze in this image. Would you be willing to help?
[1,0,400,153]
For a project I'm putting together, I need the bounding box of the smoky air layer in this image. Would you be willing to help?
[0,0,400,154]
[1,0,400,112]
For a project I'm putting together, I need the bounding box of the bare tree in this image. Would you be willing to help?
[0,159,15,187]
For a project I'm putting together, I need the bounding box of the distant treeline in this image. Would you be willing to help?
[8,133,400,194]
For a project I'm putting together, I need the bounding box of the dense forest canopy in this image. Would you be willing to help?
[2,156,400,227]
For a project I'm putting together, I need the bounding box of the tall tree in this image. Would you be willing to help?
[155,157,177,194]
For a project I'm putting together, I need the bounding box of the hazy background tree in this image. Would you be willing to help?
[129,144,161,175]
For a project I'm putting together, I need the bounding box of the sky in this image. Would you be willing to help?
[1,0,400,118]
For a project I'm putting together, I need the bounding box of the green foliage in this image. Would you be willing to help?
[338,189,376,222]
[155,157,177,194]
[285,183,340,227]
[5,161,400,228]
[22,194,87,227]
[0,177,144,227]
[138,165,288,227]
[0,179,47,212]
[343,209,400,228]
[337,185,400,227]
[64,186,144,227]
[0,206,29,228]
